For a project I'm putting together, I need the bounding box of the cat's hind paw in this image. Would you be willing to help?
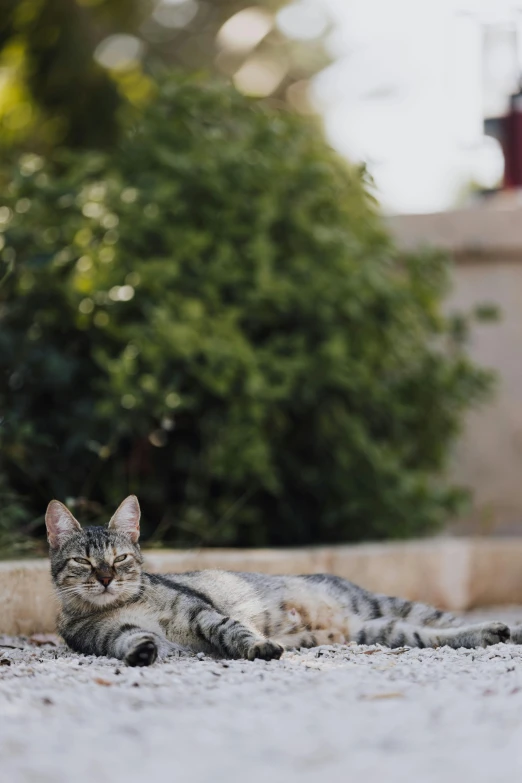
[510,625,522,644]
[247,640,284,661]
[479,621,510,646]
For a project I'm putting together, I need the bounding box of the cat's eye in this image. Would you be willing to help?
[114,554,129,563]
[72,557,91,566]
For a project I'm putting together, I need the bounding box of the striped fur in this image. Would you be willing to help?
[45,497,511,666]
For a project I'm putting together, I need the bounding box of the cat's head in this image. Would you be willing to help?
[45,495,144,609]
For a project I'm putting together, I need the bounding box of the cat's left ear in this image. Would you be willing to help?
[108,495,140,542]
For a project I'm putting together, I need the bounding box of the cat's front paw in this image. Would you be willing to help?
[247,640,284,661]
[125,638,158,667]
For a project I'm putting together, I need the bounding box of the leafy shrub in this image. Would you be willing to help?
[0,75,494,554]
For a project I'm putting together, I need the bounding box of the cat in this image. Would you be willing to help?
[46,495,513,666]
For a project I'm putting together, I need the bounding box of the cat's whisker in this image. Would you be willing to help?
[56,585,86,594]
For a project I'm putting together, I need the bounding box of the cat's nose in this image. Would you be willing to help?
[96,573,114,588]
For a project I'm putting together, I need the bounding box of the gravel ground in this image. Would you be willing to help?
[2,607,522,783]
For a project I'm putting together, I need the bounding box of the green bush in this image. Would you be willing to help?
[0,75,494,554]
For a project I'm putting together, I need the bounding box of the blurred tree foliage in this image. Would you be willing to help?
[0,0,149,149]
[0,0,328,151]
[0,76,494,555]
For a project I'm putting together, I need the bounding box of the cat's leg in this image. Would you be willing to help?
[184,607,284,661]
[303,574,461,628]
[374,594,461,628]
[351,617,510,649]
[60,614,175,666]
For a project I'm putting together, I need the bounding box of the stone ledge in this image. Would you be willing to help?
[387,204,522,256]
[1,538,522,635]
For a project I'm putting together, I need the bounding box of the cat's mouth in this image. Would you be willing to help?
[58,579,141,606]
[80,583,123,606]
[77,580,141,606]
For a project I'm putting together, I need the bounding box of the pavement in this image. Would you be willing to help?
[2,607,522,783]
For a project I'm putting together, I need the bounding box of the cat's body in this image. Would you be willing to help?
[46,496,514,666]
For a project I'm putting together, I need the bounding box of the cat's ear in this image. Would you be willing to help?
[45,500,82,549]
[108,495,140,542]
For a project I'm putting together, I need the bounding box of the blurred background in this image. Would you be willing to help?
[1,0,522,556]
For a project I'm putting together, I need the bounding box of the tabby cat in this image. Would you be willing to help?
[46,495,513,666]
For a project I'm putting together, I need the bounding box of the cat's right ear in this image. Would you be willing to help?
[45,500,82,549]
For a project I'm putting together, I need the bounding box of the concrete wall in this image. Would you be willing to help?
[388,198,522,534]
[3,539,522,635]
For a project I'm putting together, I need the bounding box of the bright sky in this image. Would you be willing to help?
[99,0,522,215]
[306,0,522,214]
